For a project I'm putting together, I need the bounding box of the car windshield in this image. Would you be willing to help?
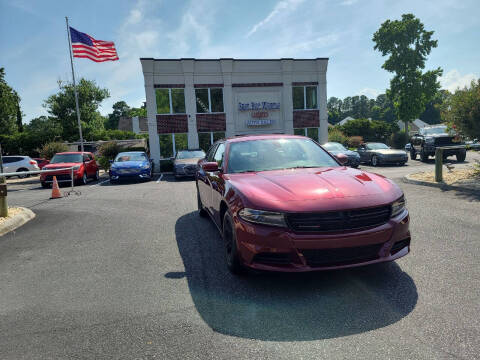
[50,154,83,163]
[227,138,338,173]
[422,126,448,135]
[366,143,389,150]
[323,142,347,152]
[176,150,205,159]
[114,153,147,162]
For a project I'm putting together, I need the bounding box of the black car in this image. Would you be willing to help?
[322,142,360,167]
[410,125,466,162]
[357,143,408,166]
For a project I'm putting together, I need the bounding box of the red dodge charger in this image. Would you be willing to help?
[196,134,410,274]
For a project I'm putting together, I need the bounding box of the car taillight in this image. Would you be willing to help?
[29,160,38,165]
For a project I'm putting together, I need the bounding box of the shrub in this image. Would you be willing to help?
[347,136,363,148]
[328,127,347,145]
[390,131,408,149]
[98,141,122,159]
[97,156,111,170]
[39,142,69,159]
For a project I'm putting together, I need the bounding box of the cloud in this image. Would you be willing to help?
[358,88,381,98]
[126,8,142,25]
[246,0,305,37]
[440,69,478,92]
[340,0,358,5]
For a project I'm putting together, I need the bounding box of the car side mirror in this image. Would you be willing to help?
[202,162,219,172]
[335,153,348,165]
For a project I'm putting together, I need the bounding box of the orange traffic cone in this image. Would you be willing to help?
[50,176,62,199]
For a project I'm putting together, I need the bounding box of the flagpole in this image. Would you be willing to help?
[65,16,84,153]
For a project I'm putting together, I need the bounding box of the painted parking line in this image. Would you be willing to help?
[90,179,110,187]
[156,174,163,183]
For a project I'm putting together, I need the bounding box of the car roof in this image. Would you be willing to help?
[3,155,27,158]
[117,151,145,154]
[56,152,93,155]
[224,134,309,143]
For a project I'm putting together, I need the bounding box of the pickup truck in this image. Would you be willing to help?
[410,125,466,162]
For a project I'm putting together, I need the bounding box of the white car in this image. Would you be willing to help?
[1,156,40,178]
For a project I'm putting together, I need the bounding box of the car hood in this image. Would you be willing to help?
[373,149,407,155]
[228,167,402,212]
[111,161,148,169]
[43,162,81,169]
[328,149,358,157]
[174,158,203,165]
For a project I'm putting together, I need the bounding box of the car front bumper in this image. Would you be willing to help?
[233,209,410,272]
[109,168,151,180]
[377,156,408,164]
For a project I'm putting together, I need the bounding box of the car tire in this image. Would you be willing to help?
[456,151,466,162]
[223,212,244,275]
[197,186,208,218]
[41,182,50,189]
[81,172,88,185]
[17,168,30,178]
[371,155,379,167]
[420,148,428,162]
[410,149,417,160]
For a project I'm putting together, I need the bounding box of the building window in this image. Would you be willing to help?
[292,86,318,110]
[198,132,226,152]
[159,133,188,159]
[195,88,224,113]
[156,88,186,114]
[294,128,319,141]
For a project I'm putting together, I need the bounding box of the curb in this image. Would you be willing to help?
[0,208,36,237]
[402,174,480,193]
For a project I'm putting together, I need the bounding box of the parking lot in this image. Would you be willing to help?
[1,152,479,359]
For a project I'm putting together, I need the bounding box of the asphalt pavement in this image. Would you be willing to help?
[0,152,479,359]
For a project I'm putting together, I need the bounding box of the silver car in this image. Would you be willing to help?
[1,155,40,178]
[173,149,206,179]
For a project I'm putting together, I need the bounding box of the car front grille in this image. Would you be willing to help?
[300,243,383,267]
[434,136,455,146]
[118,169,139,174]
[184,165,197,175]
[45,174,72,182]
[286,205,391,233]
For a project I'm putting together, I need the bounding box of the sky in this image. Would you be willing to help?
[1,0,479,123]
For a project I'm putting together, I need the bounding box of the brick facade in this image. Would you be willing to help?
[157,114,188,133]
[232,82,283,87]
[196,113,226,132]
[194,84,224,88]
[293,110,320,128]
[154,84,185,88]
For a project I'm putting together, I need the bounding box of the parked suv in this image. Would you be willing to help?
[410,125,466,162]
[1,156,39,178]
[40,152,99,188]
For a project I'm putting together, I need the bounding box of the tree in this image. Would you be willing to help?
[373,14,443,135]
[16,103,23,132]
[25,116,62,144]
[44,78,109,141]
[420,90,449,124]
[338,118,398,142]
[441,79,480,139]
[106,101,130,130]
[0,68,19,135]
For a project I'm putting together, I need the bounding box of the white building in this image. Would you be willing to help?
[397,119,428,133]
[140,58,329,168]
[338,116,355,126]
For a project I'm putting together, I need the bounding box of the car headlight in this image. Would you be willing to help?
[72,165,80,170]
[238,208,287,227]
[391,196,406,218]
[141,164,150,169]
[425,137,434,144]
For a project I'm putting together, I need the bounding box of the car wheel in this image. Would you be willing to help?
[371,155,379,167]
[223,212,244,275]
[41,182,50,189]
[81,172,88,185]
[197,186,208,218]
[420,148,428,162]
[94,169,99,181]
[17,168,30,178]
[410,149,417,160]
[456,151,466,162]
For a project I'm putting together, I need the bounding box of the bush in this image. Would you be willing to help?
[98,141,122,159]
[390,131,408,149]
[39,142,69,159]
[97,156,111,170]
[328,127,347,145]
[347,136,363,148]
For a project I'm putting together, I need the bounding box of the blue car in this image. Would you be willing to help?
[109,151,153,183]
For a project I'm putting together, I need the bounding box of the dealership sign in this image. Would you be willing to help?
[239,101,280,127]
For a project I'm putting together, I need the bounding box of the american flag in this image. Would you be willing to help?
[69,27,119,62]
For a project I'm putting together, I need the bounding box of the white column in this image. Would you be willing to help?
[221,59,234,137]
[181,59,199,149]
[317,59,328,144]
[142,60,161,170]
[281,59,294,134]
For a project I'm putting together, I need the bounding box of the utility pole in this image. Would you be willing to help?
[0,144,8,217]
